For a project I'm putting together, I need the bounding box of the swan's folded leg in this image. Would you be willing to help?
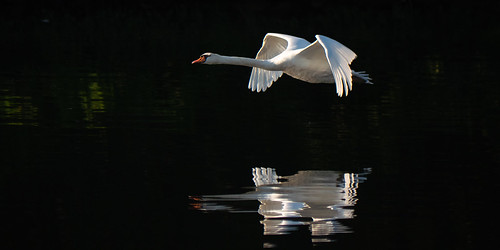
[352,71,373,84]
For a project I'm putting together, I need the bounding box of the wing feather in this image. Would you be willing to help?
[315,35,357,97]
[248,33,307,92]
[293,35,356,96]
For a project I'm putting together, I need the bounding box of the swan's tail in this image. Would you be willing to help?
[352,71,373,84]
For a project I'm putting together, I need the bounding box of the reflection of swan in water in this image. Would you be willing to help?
[191,167,370,243]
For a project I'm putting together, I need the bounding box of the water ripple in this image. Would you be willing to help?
[190,167,370,246]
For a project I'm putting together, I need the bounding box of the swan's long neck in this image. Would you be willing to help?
[212,55,277,70]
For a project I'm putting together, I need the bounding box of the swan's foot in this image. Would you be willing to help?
[352,71,373,84]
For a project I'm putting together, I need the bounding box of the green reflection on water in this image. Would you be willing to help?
[0,91,39,126]
[79,75,108,129]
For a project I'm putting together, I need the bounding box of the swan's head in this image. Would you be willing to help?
[191,52,221,65]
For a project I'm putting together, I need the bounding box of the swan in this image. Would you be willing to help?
[192,33,372,97]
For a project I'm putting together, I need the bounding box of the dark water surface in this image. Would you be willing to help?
[1,2,499,249]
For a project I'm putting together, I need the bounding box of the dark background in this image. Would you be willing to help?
[1,1,499,249]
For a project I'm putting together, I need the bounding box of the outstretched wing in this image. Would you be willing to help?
[248,33,310,92]
[316,35,357,97]
[296,35,357,96]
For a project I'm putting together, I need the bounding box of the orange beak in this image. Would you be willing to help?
[191,56,205,64]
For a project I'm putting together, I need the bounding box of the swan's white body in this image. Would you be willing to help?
[192,33,372,97]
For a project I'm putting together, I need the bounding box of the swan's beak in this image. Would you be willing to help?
[191,56,205,64]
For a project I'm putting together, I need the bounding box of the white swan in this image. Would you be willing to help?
[192,33,372,97]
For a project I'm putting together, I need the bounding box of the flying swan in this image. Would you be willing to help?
[192,33,372,97]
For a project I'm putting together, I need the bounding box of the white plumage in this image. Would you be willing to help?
[192,33,372,97]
